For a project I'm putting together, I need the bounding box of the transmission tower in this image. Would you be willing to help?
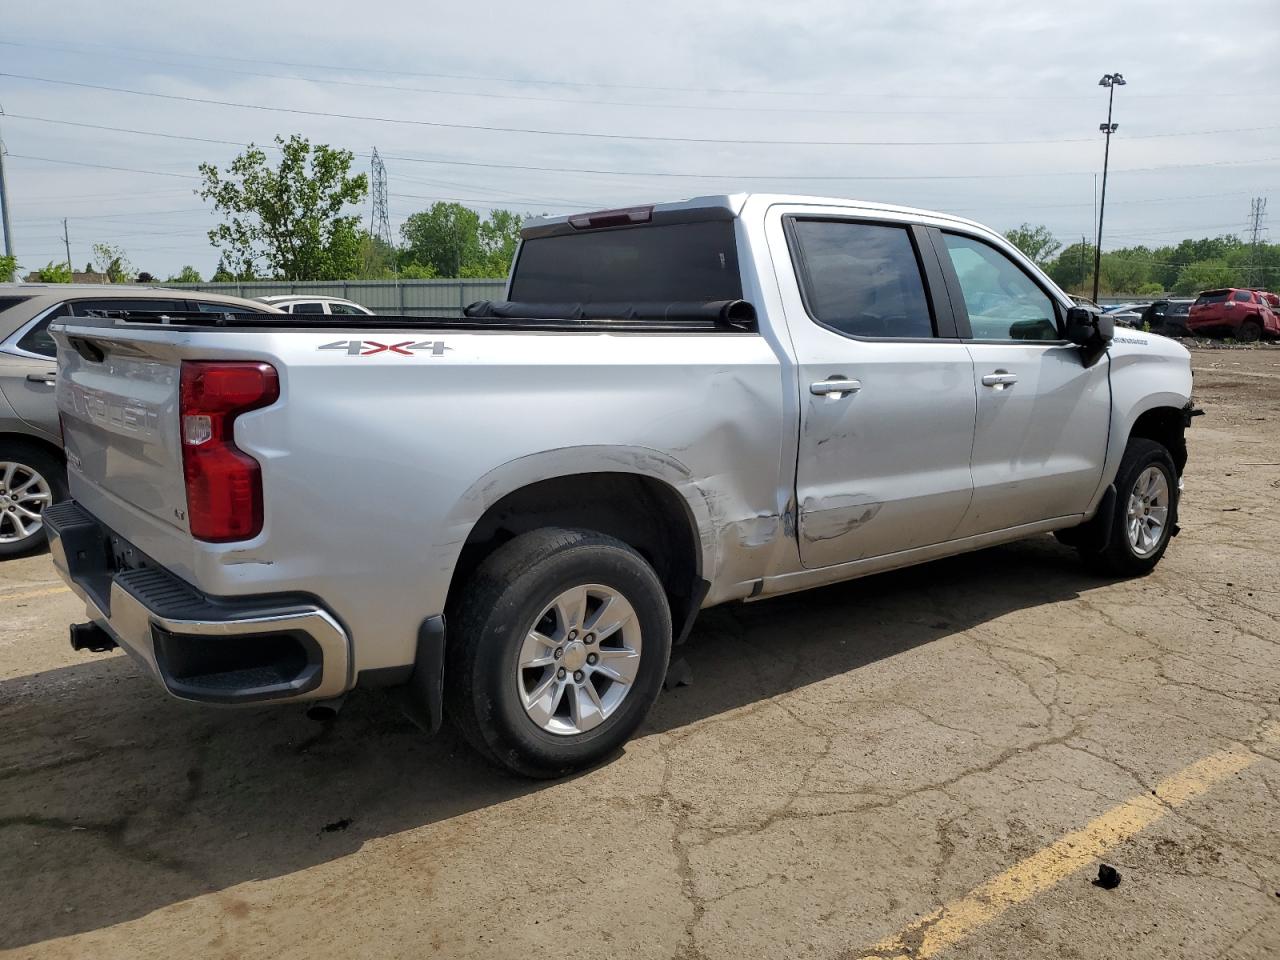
[369,147,393,250]
[1245,197,1267,288]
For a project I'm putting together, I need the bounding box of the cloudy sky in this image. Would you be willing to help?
[2,0,1277,278]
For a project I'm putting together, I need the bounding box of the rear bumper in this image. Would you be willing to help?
[45,501,352,705]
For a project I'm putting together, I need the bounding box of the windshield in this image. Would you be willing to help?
[509,220,742,304]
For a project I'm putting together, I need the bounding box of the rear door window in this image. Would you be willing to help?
[290,302,325,314]
[1234,290,1253,302]
[787,219,936,339]
[510,220,741,304]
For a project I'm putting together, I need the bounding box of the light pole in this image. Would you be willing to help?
[1092,72,1126,304]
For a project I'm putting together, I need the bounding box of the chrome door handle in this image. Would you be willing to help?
[981,372,1018,388]
[26,373,57,385]
[810,378,862,398]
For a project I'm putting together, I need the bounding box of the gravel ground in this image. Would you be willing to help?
[1,345,1277,960]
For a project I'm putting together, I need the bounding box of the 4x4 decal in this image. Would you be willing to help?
[319,340,450,357]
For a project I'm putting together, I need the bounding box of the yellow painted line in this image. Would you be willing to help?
[0,585,72,603]
[857,726,1276,960]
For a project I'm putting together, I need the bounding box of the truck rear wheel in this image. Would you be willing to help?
[1082,438,1178,577]
[1237,319,1262,343]
[446,528,672,778]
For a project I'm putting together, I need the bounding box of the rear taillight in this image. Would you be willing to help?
[179,361,279,542]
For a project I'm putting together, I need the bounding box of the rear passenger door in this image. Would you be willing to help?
[778,212,978,568]
[933,231,1110,536]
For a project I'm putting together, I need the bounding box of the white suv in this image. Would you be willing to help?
[255,296,375,316]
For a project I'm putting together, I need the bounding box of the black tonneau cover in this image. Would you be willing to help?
[75,301,758,334]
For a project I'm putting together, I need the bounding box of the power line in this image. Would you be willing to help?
[6,152,198,179]
[7,116,1279,183]
[3,35,1274,102]
[3,73,1278,148]
[0,41,1016,119]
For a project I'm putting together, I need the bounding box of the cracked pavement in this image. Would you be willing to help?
[2,346,1278,959]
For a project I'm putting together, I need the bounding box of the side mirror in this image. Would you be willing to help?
[1064,306,1095,344]
[1064,306,1112,367]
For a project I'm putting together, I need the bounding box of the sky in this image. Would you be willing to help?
[1,0,1277,279]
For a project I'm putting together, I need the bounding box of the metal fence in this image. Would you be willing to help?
[162,279,507,316]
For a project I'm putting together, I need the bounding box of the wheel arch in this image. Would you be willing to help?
[0,431,65,468]
[438,446,715,641]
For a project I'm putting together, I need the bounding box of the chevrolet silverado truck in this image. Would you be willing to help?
[46,194,1195,777]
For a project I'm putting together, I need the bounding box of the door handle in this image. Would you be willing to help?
[810,378,862,398]
[26,373,57,385]
[981,372,1018,388]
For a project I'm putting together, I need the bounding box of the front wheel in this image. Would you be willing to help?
[445,528,672,778]
[1082,438,1178,577]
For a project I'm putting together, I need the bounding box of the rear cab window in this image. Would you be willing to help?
[509,220,742,304]
[289,302,325,314]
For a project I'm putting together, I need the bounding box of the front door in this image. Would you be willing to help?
[781,215,978,569]
[934,231,1111,537]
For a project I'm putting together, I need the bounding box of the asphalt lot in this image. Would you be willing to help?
[2,345,1278,960]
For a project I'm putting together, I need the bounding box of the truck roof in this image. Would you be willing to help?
[522,193,993,239]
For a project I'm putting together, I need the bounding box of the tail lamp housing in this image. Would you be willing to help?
[179,361,279,542]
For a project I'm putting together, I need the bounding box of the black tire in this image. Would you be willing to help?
[445,528,672,778]
[1237,319,1262,343]
[0,442,67,560]
[1081,438,1178,577]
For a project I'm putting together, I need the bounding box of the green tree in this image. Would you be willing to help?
[1136,282,1165,297]
[168,265,203,283]
[29,261,73,283]
[1003,223,1061,266]
[400,202,482,276]
[357,232,398,279]
[1099,249,1152,295]
[1172,259,1238,296]
[91,243,135,282]
[198,134,368,281]
[399,203,523,277]
[1046,241,1096,294]
[0,254,17,280]
[398,261,438,280]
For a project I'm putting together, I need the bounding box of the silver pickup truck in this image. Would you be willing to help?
[46,194,1194,777]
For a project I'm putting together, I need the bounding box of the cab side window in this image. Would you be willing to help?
[1234,290,1252,303]
[942,234,1059,342]
[788,219,935,339]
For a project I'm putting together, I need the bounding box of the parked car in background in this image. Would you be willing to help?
[256,295,375,316]
[1188,288,1280,342]
[0,286,280,557]
[1141,299,1194,337]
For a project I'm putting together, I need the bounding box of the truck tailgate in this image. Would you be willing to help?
[56,332,189,532]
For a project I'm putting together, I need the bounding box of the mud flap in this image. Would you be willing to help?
[399,615,447,734]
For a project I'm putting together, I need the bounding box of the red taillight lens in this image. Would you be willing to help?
[179,361,279,542]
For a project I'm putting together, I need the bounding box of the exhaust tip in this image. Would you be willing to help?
[305,697,346,723]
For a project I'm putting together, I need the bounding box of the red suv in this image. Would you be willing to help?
[1188,288,1280,342]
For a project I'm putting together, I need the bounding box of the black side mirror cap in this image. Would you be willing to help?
[1064,306,1113,366]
